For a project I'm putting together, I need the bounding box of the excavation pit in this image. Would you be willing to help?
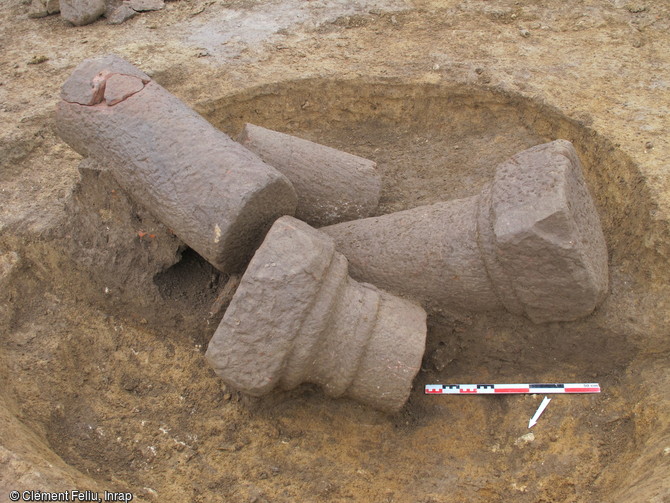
[2,78,668,502]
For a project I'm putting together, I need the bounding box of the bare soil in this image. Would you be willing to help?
[1,1,669,502]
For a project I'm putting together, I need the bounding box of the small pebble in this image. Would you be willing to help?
[519,28,530,38]
[515,432,535,446]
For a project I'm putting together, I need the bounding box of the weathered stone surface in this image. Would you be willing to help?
[205,216,427,412]
[102,73,144,104]
[323,140,609,323]
[325,197,498,313]
[60,0,105,25]
[238,123,381,227]
[484,139,609,322]
[55,55,297,273]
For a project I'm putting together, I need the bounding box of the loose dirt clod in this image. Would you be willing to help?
[205,216,427,412]
[55,54,297,273]
[323,140,608,323]
[238,123,382,227]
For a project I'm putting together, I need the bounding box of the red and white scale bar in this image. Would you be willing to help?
[425,383,601,394]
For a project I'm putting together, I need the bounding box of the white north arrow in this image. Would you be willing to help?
[528,396,551,428]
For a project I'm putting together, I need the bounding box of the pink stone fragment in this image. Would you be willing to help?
[103,74,145,105]
[60,55,150,106]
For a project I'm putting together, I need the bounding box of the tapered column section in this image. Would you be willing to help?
[205,216,427,412]
[238,123,381,227]
[55,55,297,273]
[323,140,609,323]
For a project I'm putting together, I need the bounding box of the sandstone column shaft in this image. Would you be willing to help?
[55,55,297,273]
[322,196,501,314]
[323,140,609,323]
[238,123,381,227]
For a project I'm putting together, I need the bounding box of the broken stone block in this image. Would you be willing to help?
[323,140,609,323]
[238,123,381,227]
[205,216,427,413]
[55,55,297,273]
[106,1,136,23]
[60,0,105,25]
